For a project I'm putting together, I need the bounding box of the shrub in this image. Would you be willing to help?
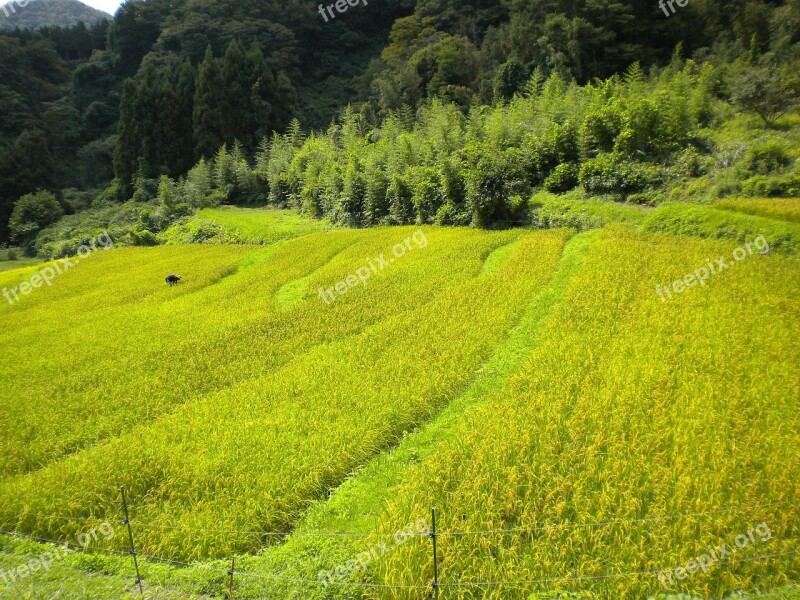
[183,159,217,208]
[338,162,366,226]
[627,191,665,206]
[408,166,442,224]
[466,147,531,227]
[131,230,160,246]
[675,147,713,178]
[579,153,663,197]
[640,203,800,254]
[741,174,800,197]
[436,156,469,225]
[544,163,579,193]
[387,174,413,225]
[9,191,64,253]
[529,191,646,231]
[580,104,624,158]
[731,63,800,127]
[742,143,793,176]
[363,166,390,226]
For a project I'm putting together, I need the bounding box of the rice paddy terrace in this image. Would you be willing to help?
[0,206,798,599]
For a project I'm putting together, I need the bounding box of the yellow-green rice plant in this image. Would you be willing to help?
[372,225,800,599]
[715,198,800,224]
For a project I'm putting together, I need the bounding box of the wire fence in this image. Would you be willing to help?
[1,497,798,598]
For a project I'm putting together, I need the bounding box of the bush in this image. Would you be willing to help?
[466,147,531,227]
[529,191,646,231]
[580,104,624,158]
[131,230,160,246]
[731,63,800,127]
[579,153,664,197]
[363,166,389,226]
[159,219,229,244]
[675,147,713,178]
[9,191,64,253]
[544,163,579,193]
[741,173,800,197]
[627,191,665,206]
[408,166,442,224]
[387,174,413,225]
[742,142,793,176]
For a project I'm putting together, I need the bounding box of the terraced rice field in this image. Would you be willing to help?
[715,198,800,223]
[0,211,798,599]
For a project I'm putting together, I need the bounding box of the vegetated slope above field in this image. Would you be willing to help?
[0,216,798,599]
[160,206,335,245]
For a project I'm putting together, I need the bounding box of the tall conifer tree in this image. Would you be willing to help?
[193,45,227,160]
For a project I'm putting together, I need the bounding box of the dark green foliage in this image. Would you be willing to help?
[113,78,139,201]
[221,40,250,145]
[173,60,197,173]
[0,129,59,243]
[742,142,793,175]
[466,146,531,227]
[9,190,63,252]
[4,0,800,241]
[544,163,579,193]
[107,0,171,77]
[193,45,227,160]
[492,58,529,102]
[579,152,664,198]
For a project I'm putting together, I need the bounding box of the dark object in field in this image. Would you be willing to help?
[166,274,182,286]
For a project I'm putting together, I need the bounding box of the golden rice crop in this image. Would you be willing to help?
[715,198,800,223]
[0,227,568,561]
[372,225,800,599]
[0,228,503,476]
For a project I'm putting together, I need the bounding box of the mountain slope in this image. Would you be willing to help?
[0,0,109,29]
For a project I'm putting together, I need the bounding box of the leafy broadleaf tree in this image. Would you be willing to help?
[9,190,63,253]
[731,61,800,127]
[0,130,59,243]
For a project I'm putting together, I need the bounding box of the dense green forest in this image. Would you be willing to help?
[2,0,800,251]
[0,0,109,31]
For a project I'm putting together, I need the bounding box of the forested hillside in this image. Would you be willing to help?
[0,0,109,30]
[1,0,799,249]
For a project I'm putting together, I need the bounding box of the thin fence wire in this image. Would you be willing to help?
[19,499,799,539]
[1,502,798,593]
